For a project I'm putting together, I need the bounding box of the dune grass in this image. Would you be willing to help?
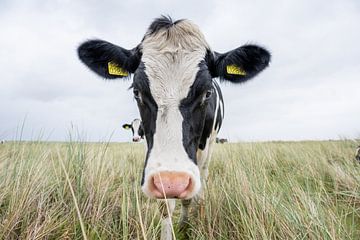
[0,139,359,239]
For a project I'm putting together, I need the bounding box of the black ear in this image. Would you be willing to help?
[122,124,132,130]
[77,39,141,79]
[211,44,270,83]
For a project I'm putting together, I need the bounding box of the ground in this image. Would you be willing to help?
[0,140,359,239]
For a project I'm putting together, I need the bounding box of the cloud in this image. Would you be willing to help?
[0,0,359,141]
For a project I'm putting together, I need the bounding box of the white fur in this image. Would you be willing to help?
[131,118,142,139]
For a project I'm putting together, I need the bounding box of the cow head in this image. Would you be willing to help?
[123,118,144,142]
[78,16,270,199]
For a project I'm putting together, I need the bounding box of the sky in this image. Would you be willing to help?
[0,0,359,142]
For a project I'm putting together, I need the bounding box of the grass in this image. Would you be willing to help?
[0,139,359,239]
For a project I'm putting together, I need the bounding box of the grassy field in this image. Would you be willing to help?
[0,140,359,239]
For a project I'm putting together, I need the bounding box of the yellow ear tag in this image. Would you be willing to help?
[108,62,128,76]
[226,65,246,76]
[123,125,130,130]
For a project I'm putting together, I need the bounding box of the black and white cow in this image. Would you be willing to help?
[122,118,144,142]
[77,16,270,239]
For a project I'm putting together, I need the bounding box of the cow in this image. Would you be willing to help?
[356,146,360,162]
[77,16,270,239]
[216,137,228,143]
[122,118,145,142]
[0,140,4,144]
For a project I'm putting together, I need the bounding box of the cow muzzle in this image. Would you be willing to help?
[148,171,194,199]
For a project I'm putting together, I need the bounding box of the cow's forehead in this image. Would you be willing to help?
[140,20,210,104]
[141,20,209,53]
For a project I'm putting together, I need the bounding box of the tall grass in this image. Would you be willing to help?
[0,140,359,239]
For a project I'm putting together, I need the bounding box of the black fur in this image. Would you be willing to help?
[77,39,141,79]
[213,44,271,83]
[147,15,184,36]
[138,123,145,138]
[122,123,132,130]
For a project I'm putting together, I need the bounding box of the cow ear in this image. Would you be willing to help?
[122,124,132,130]
[211,44,270,83]
[77,39,141,79]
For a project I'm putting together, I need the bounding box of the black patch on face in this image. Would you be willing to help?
[197,87,219,151]
[138,123,145,138]
[132,62,158,185]
[179,61,217,163]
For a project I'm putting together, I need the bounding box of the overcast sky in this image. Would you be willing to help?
[1,0,359,142]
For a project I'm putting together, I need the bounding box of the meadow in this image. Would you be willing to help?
[0,139,359,239]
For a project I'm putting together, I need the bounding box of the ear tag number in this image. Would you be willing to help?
[226,65,246,76]
[108,62,128,76]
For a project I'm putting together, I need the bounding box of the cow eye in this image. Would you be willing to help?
[205,89,213,99]
[133,89,140,99]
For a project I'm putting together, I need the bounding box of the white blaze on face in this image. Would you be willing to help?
[131,118,142,141]
[141,20,210,199]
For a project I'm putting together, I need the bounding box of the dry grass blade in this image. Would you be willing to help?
[57,150,88,240]
[135,187,147,240]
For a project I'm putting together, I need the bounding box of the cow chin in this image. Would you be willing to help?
[141,159,201,200]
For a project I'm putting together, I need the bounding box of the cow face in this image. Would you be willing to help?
[78,16,270,199]
[123,118,144,142]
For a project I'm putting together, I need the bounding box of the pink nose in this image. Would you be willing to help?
[151,171,192,199]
